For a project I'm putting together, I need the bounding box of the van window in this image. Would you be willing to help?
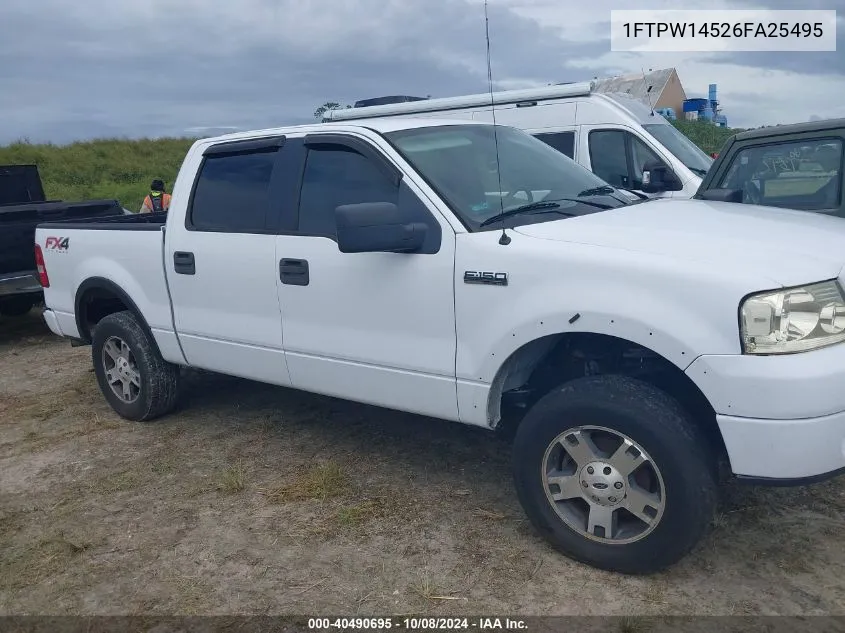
[589,129,672,190]
[643,123,712,176]
[589,130,630,188]
[630,136,663,188]
[533,132,575,159]
[718,138,842,211]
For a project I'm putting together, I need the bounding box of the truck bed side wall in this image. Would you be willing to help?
[36,226,184,364]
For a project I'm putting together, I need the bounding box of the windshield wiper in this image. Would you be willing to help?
[579,184,648,200]
[577,185,616,197]
[479,201,569,227]
[478,198,613,228]
[689,167,709,176]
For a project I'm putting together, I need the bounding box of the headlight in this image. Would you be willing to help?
[740,280,845,354]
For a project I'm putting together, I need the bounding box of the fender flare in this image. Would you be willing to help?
[74,277,161,356]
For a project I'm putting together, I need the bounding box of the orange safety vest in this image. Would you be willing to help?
[144,191,171,213]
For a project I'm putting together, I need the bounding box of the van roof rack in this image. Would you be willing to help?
[325,81,596,122]
[353,96,428,108]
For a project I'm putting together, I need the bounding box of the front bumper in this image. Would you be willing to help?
[0,271,41,297]
[686,342,845,481]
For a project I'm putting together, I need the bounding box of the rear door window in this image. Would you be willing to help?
[718,137,843,211]
[189,149,278,232]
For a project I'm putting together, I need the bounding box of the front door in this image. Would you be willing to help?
[274,133,459,421]
[581,125,676,198]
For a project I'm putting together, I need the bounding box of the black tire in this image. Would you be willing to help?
[0,296,36,317]
[91,310,181,421]
[512,374,718,575]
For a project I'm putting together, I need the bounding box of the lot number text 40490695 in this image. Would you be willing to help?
[307,617,528,630]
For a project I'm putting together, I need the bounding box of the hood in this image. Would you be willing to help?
[513,198,845,288]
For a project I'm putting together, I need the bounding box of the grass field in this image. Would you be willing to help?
[0,122,739,212]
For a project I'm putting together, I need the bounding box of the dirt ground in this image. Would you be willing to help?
[2,310,845,617]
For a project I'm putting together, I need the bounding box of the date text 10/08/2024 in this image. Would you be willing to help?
[307,617,528,630]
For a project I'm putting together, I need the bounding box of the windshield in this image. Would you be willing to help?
[384,124,626,230]
[643,123,713,177]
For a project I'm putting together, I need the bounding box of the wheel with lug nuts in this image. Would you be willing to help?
[91,310,181,421]
[512,374,717,574]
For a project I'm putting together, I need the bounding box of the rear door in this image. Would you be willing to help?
[164,136,293,386]
[273,131,460,420]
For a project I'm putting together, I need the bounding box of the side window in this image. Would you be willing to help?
[298,146,398,237]
[189,150,277,232]
[630,136,664,187]
[588,130,629,188]
[534,131,575,159]
[718,138,842,210]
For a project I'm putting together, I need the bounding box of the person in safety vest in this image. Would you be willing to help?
[139,179,172,213]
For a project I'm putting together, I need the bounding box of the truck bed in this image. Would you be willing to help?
[35,210,168,232]
[35,216,176,354]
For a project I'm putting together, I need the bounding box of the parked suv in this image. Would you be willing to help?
[696,118,844,217]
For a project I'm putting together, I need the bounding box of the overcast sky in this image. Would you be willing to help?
[0,0,842,144]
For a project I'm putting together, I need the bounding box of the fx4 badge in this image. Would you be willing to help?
[45,237,70,251]
[464,271,508,286]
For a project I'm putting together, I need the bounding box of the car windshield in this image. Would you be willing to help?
[384,124,627,230]
[643,123,713,177]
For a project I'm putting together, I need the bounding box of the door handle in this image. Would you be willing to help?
[279,258,309,286]
[174,251,195,275]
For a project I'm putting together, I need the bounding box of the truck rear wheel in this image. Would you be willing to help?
[512,374,717,574]
[91,310,181,421]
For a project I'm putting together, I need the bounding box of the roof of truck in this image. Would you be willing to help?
[732,117,845,141]
[202,117,487,146]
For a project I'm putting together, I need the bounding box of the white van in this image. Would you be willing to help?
[324,82,714,198]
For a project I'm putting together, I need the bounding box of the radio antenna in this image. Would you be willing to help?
[641,66,655,116]
[484,0,510,245]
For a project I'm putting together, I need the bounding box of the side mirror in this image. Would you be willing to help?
[696,188,743,203]
[641,160,683,193]
[335,202,427,254]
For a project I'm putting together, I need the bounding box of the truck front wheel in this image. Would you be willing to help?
[91,310,181,421]
[512,374,717,574]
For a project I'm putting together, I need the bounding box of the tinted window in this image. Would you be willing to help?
[534,131,575,158]
[589,130,629,188]
[298,146,398,237]
[190,150,276,232]
[718,138,842,210]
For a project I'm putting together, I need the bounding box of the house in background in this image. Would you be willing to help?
[592,68,687,120]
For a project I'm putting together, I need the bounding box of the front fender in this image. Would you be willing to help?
[453,236,769,426]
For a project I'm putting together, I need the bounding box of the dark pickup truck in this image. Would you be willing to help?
[695,118,845,218]
[0,164,125,317]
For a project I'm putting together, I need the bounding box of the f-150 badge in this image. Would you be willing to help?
[464,271,508,286]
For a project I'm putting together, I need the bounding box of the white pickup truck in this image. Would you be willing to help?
[36,118,845,575]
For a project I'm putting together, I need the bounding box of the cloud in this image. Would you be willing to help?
[0,0,842,143]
